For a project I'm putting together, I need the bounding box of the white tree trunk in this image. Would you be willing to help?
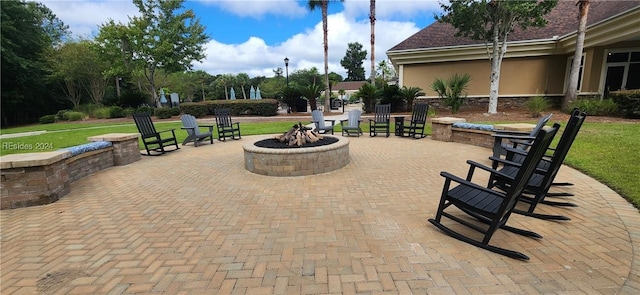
[322,4,331,111]
[565,0,590,110]
[488,33,505,114]
[370,0,376,84]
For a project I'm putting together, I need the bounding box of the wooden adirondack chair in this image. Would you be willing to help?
[133,112,180,156]
[340,109,362,137]
[214,109,241,141]
[402,103,429,139]
[180,114,214,147]
[311,110,335,134]
[429,124,559,260]
[369,104,390,137]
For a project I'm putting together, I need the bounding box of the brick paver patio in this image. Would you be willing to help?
[1,135,638,294]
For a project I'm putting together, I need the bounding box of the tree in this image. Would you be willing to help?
[289,67,324,89]
[369,0,376,84]
[353,83,381,113]
[340,42,367,81]
[437,0,557,114]
[431,73,472,114]
[215,74,235,100]
[564,0,590,111]
[399,86,425,112]
[1,0,69,126]
[376,59,396,82]
[308,0,344,111]
[236,73,250,99]
[119,0,208,107]
[299,83,323,111]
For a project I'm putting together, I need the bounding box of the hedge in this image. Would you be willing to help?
[610,90,640,119]
[180,99,279,118]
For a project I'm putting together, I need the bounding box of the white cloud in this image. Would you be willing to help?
[199,0,307,18]
[39,0,139,38]
[195,12,421,78]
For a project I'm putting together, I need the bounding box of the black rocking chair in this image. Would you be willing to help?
[429,124,559,260]
[214,108,241,141]
[133,112,180,156]
[402,103,429,139]
[369,104,391,137]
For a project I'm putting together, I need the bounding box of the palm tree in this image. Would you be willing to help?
[308,0,344,111]
[369,0,376,85]
[399,86,425,112]
[564,0,590,111]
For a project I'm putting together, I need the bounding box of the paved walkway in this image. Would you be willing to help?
[1,135,638,294]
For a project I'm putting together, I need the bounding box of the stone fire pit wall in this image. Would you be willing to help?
[243,136,350,177]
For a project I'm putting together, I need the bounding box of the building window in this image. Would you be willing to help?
[603,49,640,92]
[565,54,585,92]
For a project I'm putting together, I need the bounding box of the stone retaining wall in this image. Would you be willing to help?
[1,133,140,210]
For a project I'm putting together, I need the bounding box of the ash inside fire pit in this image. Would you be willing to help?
[254,137,339,149]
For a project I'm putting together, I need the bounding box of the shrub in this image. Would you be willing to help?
[399,86,425,112]
[431,73,472,114]
[281,87,302,112]
[380,85,403,112]
[135,106,154,115]
[109,106,125,118]
[66,111,85,121]
[39,115,56,124]
[353,83,381,113]
[123,108,136,118]
[93,107,111,119]
[180,103,208,118]
[610,90,640,118]
[154,107,175,119]
[570,99,618,116]
[74,104,100,115]
[525,96,551,118]
[56,109,72,121]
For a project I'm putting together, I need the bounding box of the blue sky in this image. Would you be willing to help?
[40,0,441,78]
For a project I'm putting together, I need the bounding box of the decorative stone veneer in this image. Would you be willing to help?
[0,133,140,210]
[451,128,494,148]
[431,117,467,142]
[431,118,536,149]
[243,136,350,177]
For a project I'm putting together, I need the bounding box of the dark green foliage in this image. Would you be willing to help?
[109,106,125,118]
[525,96,551,118]
[56,110,72,121]
[39,115,56,124]
[66,111,85,121]
[135,106,155,116]
[154,107,175,119]
[299,84,323,111]
[380,85,403,112]
[340,42,367,81]
[353,83,382,113]
[399,87,426,112]
[119,90,150,108]
[180,104,208,118]
[610,90,640,118]
[180,99,279,117]
[431,73,472,114]
[281,87,302,112]
[570,99,618,116]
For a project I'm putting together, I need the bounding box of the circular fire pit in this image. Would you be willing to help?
[243,136,350,176]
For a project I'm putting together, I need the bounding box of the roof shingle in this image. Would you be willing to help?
[389,0,640,52]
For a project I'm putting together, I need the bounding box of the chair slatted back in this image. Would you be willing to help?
[181,114,200,136]
[540,109,586,192]
[529,113,553,137]
[373,104,390,123]
[133,113,158,138]
[411,103,429,124]
[346,109,362,128]
[311,110,327,129]
[214,109,233,128]
[500,124,560,219]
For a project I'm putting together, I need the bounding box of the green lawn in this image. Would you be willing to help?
[1,120,638,208]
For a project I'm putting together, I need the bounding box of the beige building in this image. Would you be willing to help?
[387,1,640,101]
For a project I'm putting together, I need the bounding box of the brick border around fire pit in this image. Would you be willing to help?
[243,136,350,177]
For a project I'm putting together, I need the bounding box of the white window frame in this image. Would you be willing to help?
[564,53,585,93]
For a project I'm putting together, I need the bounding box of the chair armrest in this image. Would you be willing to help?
[466,160,517,181]
[492,133,535,141]
[493,130,530,135]
[157,129,176,134]
[440,171,506,198]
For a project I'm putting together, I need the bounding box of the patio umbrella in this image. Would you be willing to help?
[256,87,262,99]
[159,88,167,104]
[230,87,236,100]
[250,86,256,99]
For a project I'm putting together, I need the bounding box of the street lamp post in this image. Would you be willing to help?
[284,57,289,87]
